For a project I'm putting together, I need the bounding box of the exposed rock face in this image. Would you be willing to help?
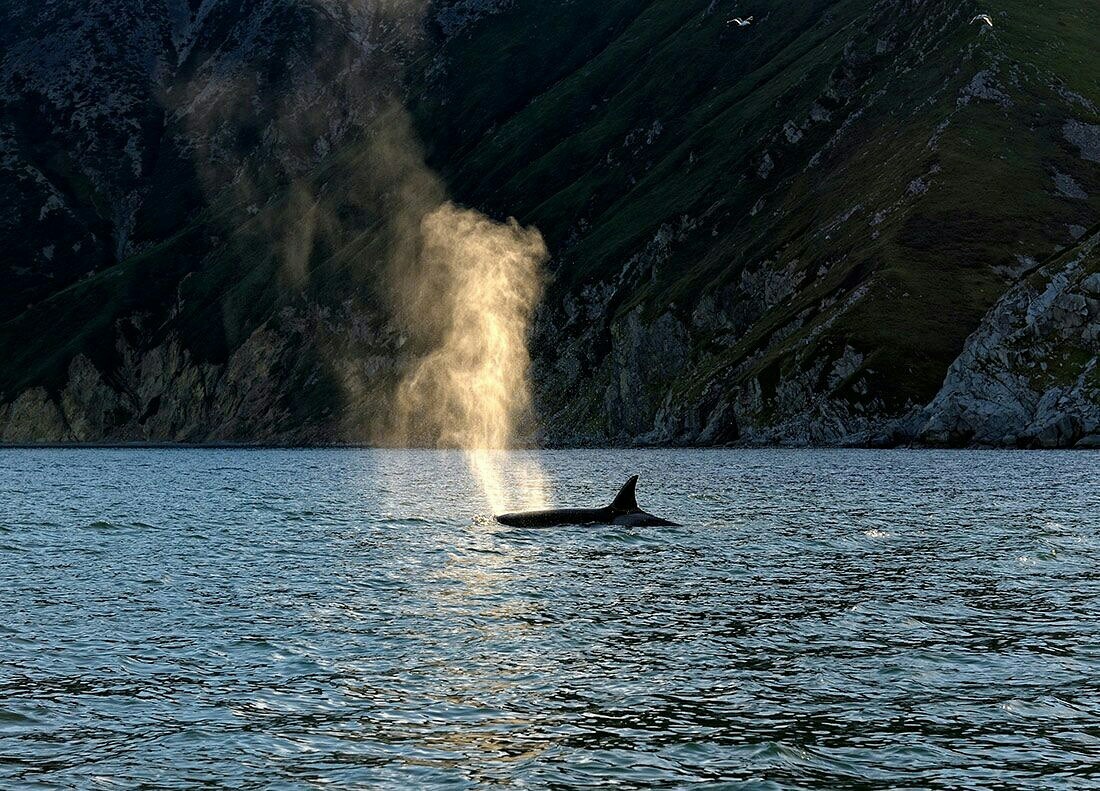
[919,233,1100,448]
[602,309,691,442]
[1,389,69,443]
[0,306,403,445]
[1064,121,1100,164]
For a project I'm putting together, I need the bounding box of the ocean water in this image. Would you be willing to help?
[1,448,1098,789]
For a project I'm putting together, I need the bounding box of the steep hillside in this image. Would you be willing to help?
[412,0,1100,445]
[0,0,435,442]
[0,0,419,319]
[1,0,1098,446]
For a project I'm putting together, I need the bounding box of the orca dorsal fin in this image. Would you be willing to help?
[610,475,640,512]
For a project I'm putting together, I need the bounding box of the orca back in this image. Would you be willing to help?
[494,474,678,527]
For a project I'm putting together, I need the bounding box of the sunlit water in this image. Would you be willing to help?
[1,449,1098,788]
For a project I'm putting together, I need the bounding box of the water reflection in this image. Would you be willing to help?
[413,520,553,776]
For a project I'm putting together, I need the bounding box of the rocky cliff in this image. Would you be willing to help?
[919,228,1100,448]
[1,0,1098,446]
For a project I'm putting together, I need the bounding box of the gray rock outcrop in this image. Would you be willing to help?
[919,232,1100,447]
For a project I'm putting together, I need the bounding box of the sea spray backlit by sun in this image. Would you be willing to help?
[389,203,552,514]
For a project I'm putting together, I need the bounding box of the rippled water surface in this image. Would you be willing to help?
[2,449,1099,788]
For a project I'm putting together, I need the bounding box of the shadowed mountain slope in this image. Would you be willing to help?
[1,0,1098,446]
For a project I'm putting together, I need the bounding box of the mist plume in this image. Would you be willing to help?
[388,202,552,514]
[178,0,553,512]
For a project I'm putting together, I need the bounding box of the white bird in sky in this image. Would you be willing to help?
[727,16,753,26]
[971,13,993,27]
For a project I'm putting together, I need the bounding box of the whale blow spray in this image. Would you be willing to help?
[389,201,552,514]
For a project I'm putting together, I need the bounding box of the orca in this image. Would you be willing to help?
[494,475,680,528]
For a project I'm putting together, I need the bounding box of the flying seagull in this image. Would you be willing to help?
[971,13,993,27]
[727,16,753,26]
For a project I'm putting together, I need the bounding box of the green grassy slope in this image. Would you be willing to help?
[412,0,1100,440]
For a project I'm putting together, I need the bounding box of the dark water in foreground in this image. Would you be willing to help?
[1,449,1098,789]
